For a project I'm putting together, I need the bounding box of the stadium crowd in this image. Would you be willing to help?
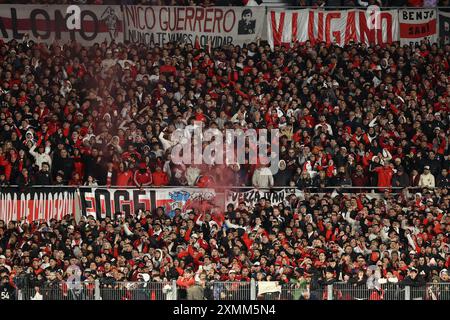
[0,6,449,299]
[0,189,449,300]
[0,37,448,190]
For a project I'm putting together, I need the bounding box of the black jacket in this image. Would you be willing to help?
[52,155,75,181]
[392,172,410,188]
[401,275,426,299]
[0,283,16,300]
[34,170,52,185]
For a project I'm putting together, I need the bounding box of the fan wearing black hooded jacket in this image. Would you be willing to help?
[0,275,15,300]
[401,268,426,300]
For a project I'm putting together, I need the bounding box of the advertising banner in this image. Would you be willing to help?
[0,187,77,222]
[267,9,399,48]
[0,5,124,45]
[399,9,437,46]
[123,5,265,47]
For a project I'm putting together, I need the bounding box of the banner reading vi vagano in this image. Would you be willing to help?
[267,9,399,48]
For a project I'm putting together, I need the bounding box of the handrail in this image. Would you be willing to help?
[15,280,450,300]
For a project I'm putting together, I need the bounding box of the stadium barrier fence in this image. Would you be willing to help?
[15,281,450,300]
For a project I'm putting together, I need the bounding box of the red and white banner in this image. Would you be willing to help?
[123,6,265,48]
[0,187,77,223]
[399,9,437,46]
[0,5,124,45]
[155,188,216,218]
[267,9,399,48]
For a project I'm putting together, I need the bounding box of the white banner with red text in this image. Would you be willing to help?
[0,187,78,223]
[267,8,399,48]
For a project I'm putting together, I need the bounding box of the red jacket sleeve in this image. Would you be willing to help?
[242,232,253,249]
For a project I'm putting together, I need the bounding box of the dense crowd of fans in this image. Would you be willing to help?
[0,36,448,190]
[0,0,449,299]
[0,189,449,300]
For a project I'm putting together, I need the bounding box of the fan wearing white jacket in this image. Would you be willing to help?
[29,142,52,170]
[252,165,274,188]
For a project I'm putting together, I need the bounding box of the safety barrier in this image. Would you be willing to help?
[14,281,450,300]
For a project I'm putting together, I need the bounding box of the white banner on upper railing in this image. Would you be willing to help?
[266,8,399,48]
[0,5,124,45]
[225,188,305,208]
[123,6,265,48]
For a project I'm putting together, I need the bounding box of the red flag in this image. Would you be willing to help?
[194,36,201,50]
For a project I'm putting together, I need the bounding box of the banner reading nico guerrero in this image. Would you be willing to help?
[123,6,264,48]
[267,9,399,48]
[0,5,124,44]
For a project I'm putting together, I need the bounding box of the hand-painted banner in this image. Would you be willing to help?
[226,188,303,208]
[267,9,399,48]
[399,9,437,46]
[155,188,216,218]
[0,5,124,45]
[78,187,156,220]
[438,11,450,45]
[0,187,77,223]
[123,6,264,48]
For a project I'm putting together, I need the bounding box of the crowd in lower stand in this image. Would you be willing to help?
[0,5,449,299]
[0,188,449,299]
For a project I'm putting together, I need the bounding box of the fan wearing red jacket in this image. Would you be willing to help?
[116,162,133,186]
[134,163,152,187]
[152,166,169,186]
[372,162,394,191]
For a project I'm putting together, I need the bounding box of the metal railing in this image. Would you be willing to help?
[14,280,450,300]
[331,282,407,300]
[17,281,97,301]
[98,281,174,300]
[1,184,439,191]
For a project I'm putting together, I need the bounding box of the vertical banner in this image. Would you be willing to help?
[438,10,450,45]
[123,6,264,47]
[399,9,437,46]
[0,5,124,44]
[267,9,399,48]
